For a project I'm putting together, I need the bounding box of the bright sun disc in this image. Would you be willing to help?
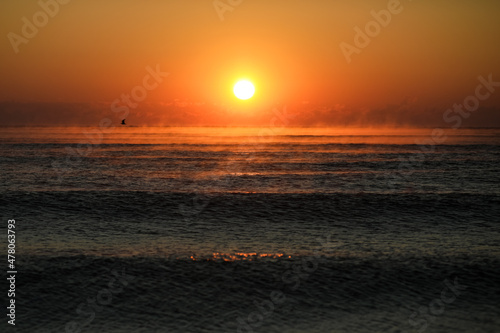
[233,80,255,100]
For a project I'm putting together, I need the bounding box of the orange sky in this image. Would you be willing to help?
[1,0,499,126]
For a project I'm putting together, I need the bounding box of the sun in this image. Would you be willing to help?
[233,80,255,100]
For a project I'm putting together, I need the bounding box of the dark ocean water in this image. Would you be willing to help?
[1,127,499,333]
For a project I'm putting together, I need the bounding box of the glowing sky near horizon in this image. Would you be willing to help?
[1,0,499,126]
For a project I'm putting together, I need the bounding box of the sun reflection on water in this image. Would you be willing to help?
[190,252,292,262]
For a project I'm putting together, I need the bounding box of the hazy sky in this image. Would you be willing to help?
[1,0,499,126]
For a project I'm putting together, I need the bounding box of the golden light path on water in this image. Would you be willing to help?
[190,252,292,261]
[7,127,500,259]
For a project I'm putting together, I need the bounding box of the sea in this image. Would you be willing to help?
[1,126,499,333]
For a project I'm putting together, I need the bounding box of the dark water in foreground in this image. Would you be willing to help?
[1,127,499,332]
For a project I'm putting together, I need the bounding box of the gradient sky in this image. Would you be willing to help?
[1,0,499,126]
